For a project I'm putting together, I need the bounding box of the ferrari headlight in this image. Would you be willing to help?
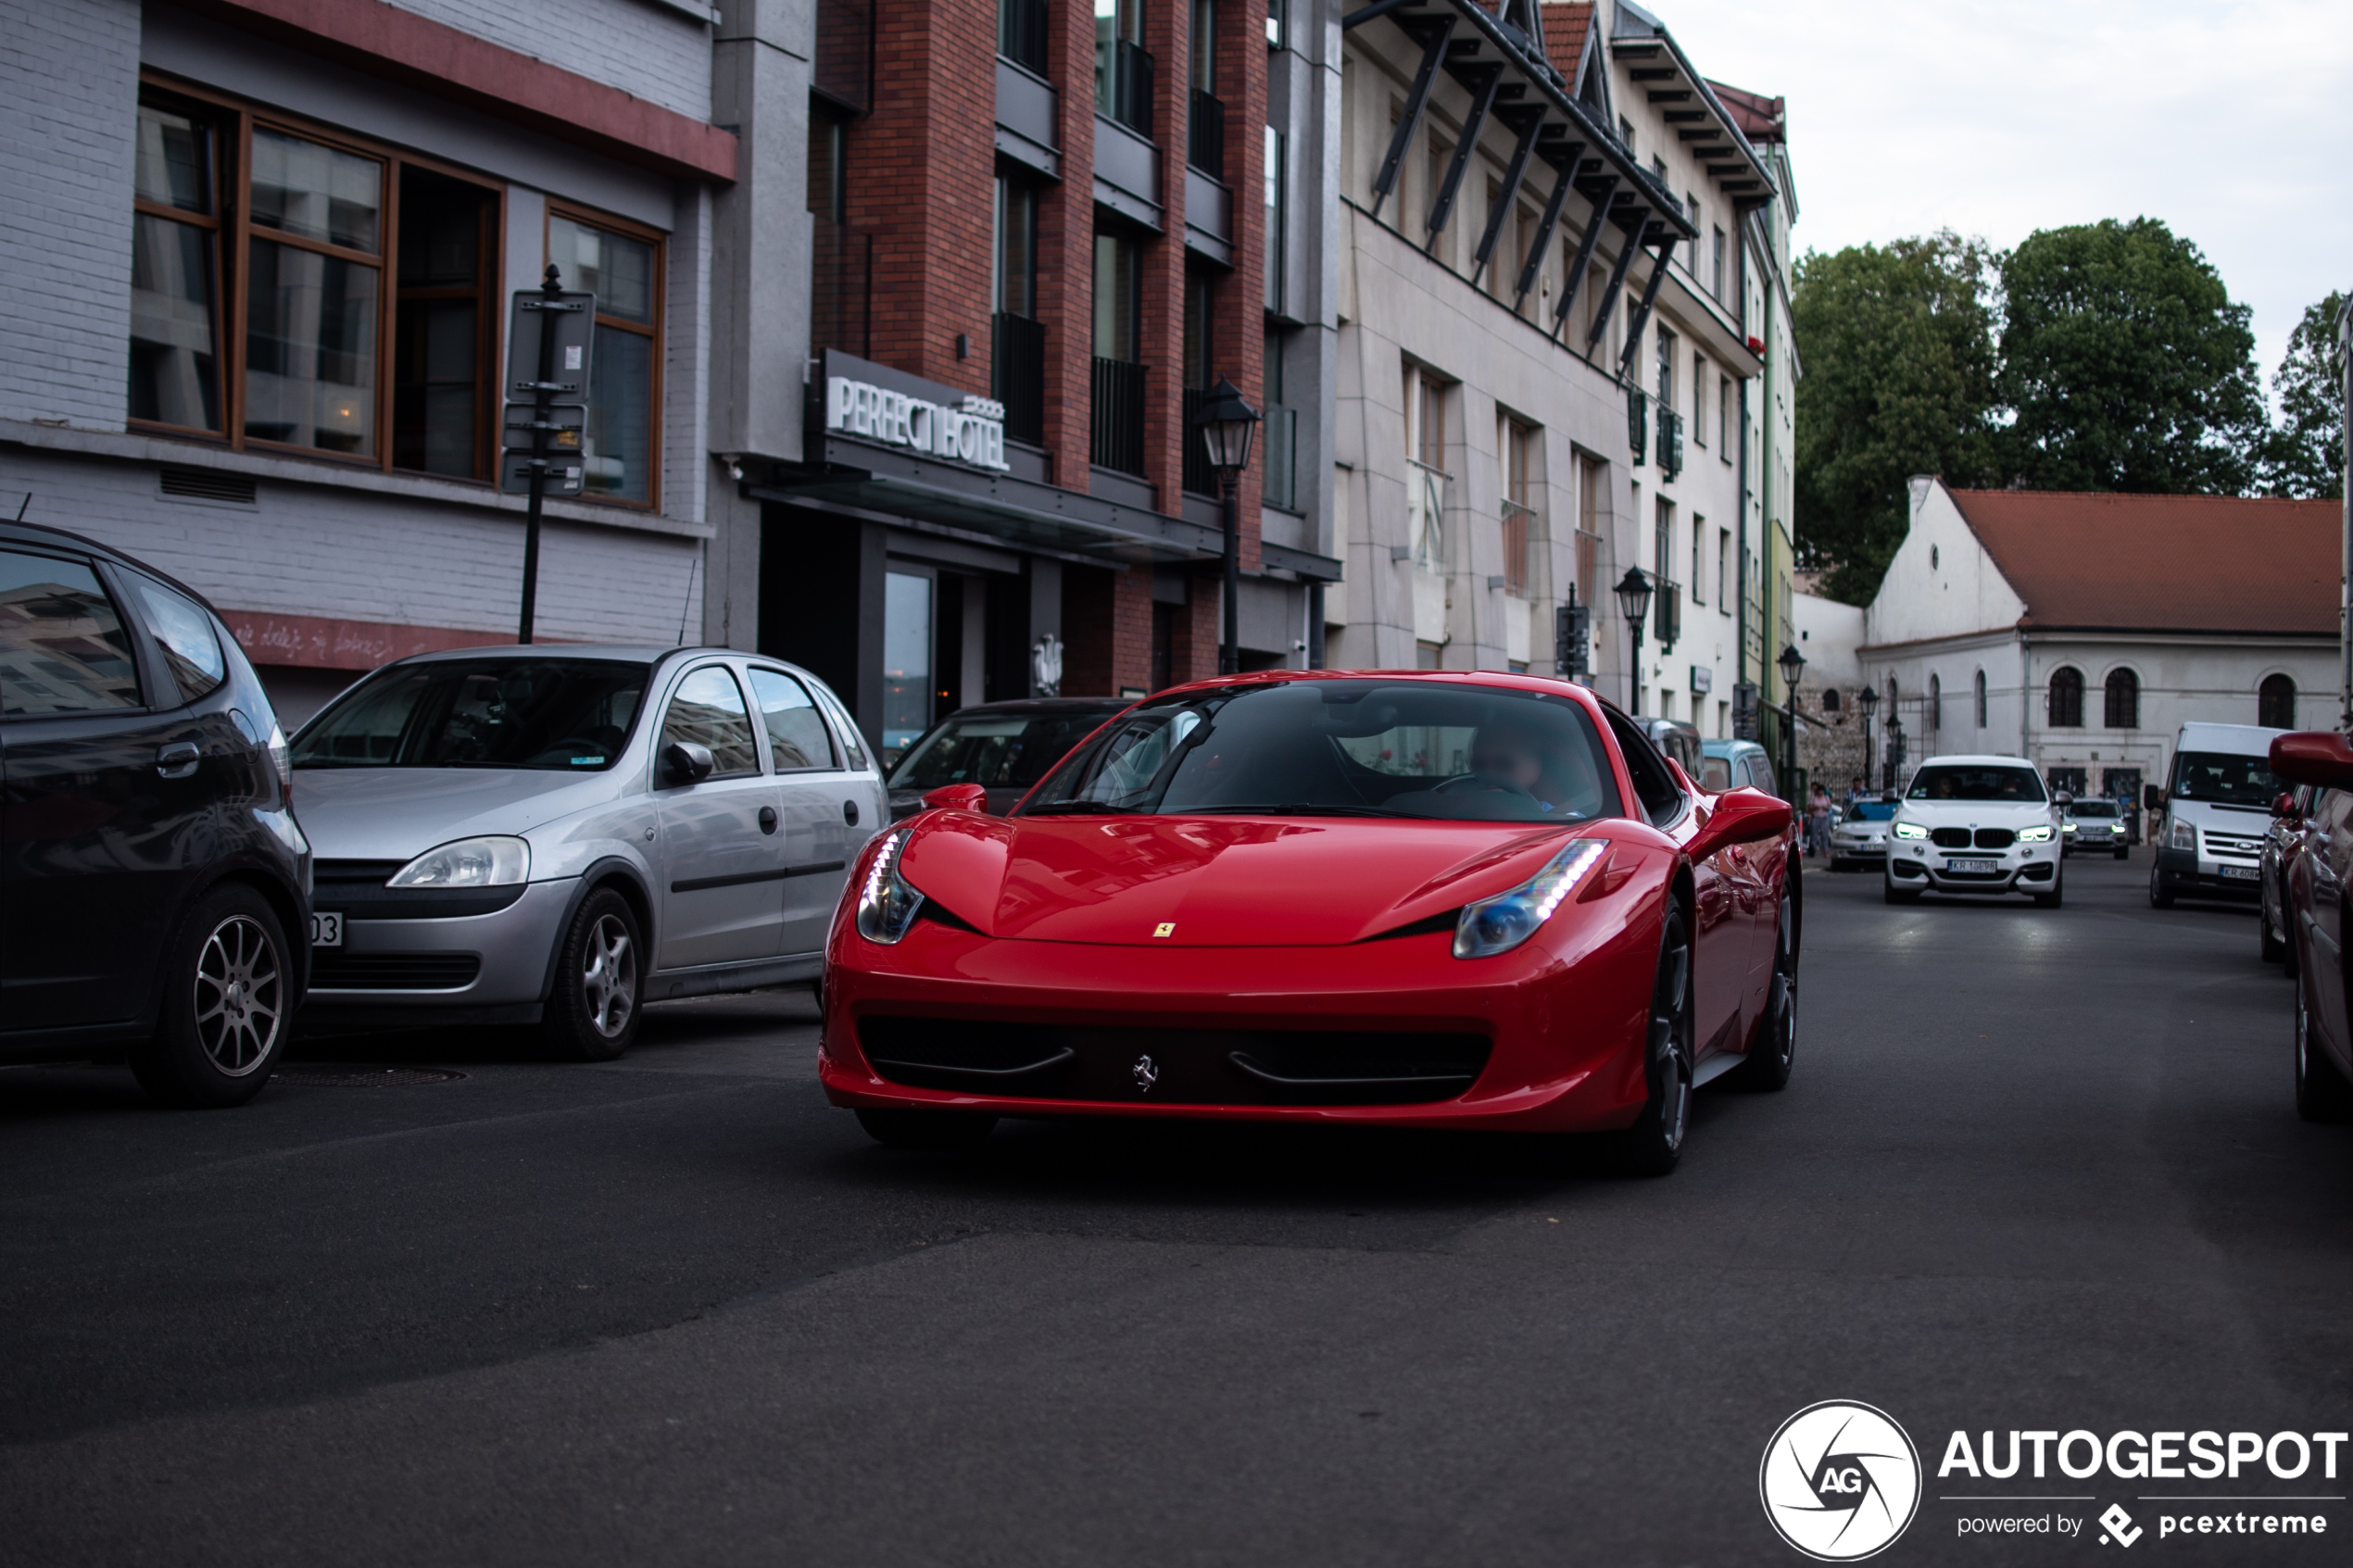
[2017,824,2054,843]
[1893,821,1929,840]
[1453,839,1608,960]
[387,835,529,887]
[2169,817,2198,851]
[855,827,925,944]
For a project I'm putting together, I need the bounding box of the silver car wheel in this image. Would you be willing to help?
[580,913,637,1038]
[194,915,283,1076]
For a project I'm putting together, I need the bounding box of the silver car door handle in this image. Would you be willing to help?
[157,741,200,778]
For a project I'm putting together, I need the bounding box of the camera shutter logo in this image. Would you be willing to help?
[1758,1400,1922,1561]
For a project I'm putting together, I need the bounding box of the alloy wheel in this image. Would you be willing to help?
[581,913,637,1038]
[1653,922,1692,1152]
[193,915,283,1076]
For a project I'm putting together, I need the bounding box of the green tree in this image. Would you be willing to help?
[1997,218,2266,494]
[2260,291,2347,499]
[1791,232,1999,605]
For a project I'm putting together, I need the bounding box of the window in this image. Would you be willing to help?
[2259,672,2296,729]
[1717,527,1730,616]
[2103,669,2139,730]
[1718,374,1732,460]
[1093,231,1141,361]
[747,668,838,771]
[1822,687,1841,714]
[123,574,226,705]
[547,208,661,506]
[1096,0,1148,129]
[294,659,648,770]
[994,177,1038,320]
[1426,134,1453,263]
[661,665,761,778]
[883,571,933,755]
[0,549,142,713]
[1618,117,1635,157]
[1927,672,1941,732]
[2047,665,2084,728]
[1974,669,1987,728]
[129,82,505,479]
[1575,454,1602,611]
[1192,0,1215,94]
[1689,516,1704,605]
[1264,125,1285,313]
[1500,416,1536,596]
[1266,0,1284,47]
[1712,224,1726,298]
[1655,328,1676,414]
[1405,367,1447,569]
[1692,357,1707,446]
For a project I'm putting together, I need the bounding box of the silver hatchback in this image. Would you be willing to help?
[289,646,885,1059]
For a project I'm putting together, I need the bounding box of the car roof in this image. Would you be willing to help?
[0,518,229,620]
[1701,739,1765,758]
[2177,721,2285,752]
[1915,753,2038,768]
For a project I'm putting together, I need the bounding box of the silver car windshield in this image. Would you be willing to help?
[293,659,648,771]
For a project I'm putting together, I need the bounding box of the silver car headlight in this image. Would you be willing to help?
[2168,817,2197,851]
[855,827,925,944]
[1453,839,1608,960]
[2017,824,2054,843]
[388,835,530,887]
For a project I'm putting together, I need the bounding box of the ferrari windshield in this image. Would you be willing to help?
[2171,750,2278,807]
[1019,680,1623,823]
[1906,765,2046,803]
[292,659,648,771]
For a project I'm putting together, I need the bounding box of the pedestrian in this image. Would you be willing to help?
[1806,783,1833,858]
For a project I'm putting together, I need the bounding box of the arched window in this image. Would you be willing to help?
[1974,670,1987,728]
[2259,673,2296,729]
[1821,687,1842,713]
[1927,673,1941,731]
[2047,666,2084,727]
[2103,669,2138,729]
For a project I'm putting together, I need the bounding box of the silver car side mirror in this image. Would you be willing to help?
[662,741,715,786]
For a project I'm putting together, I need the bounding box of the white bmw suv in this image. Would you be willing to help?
[1883,754,2066,908]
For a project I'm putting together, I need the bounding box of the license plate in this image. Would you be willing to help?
[2218,864,2259,881]
[1944,858,1999,873]
[309,911,344,947]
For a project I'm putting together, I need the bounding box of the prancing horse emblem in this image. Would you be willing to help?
[1132,1054,1159,1094]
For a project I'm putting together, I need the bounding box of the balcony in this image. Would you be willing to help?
[1188,89,1224,179]
[1091,356,1147,476]
[999,0,1050,75]
[1100,39,1154,137]
[1625,385,1648,466]
[992,311,1046,446]
[812,217,870,359]
[1656,408,1684,480]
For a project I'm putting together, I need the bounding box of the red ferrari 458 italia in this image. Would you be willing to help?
[819,671,1798,1173]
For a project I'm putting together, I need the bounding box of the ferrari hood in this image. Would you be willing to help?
[896,812,1596,946]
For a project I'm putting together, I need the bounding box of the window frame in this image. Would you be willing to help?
[544,198,667,511]
[129,71,507,480]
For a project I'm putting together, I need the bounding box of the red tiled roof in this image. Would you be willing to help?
[1539,1,1594,79]
[1706,79,1785,144]
[1947,489,2342,634]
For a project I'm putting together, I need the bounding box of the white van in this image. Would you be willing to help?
[2150,721,2285,908]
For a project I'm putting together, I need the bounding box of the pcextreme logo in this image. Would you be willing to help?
[1760,1400,1924,1562]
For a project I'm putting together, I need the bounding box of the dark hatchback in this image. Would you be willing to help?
[885,697,1128,820]
[0,521,308,1105]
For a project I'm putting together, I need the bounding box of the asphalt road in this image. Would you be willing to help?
[3,850,2349,1566]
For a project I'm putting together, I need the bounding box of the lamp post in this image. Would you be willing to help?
[1194,377,1261,676]
[1615,566,1654,715]
[1857,684,1880,793]
[1776,642,1806,799]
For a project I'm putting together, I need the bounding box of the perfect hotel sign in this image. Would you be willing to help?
[813,349,1009,473]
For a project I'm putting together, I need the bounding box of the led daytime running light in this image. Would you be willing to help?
[1453,838,1609,960]
[1893,821,1929,840]
[2017,824,2054,842]
[855,827,925,944]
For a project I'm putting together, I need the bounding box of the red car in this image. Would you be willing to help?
[2267,732,2353,1119]
[818,671,1798,1173]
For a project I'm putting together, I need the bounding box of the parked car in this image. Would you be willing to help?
[289,646,883,1059]
[1638,716,1703,781]
[1828,798,1896,872]
[2062,797,2130,859]
[0,520,309,1105]
[2259,784,2314,972]
[2260,734,2353,1119]
[2149,721,2284,908]
[823,672,1798,1174]
[1699,737,1777,797]
[885,696,1127,821]
[1882,754,2065,907]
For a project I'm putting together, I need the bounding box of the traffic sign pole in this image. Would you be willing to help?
[504,266,594,644]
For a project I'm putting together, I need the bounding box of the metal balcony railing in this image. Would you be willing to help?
[1625,384,1648,466]
[992,311,1046,446]
[1262,401,1298,510]
[1101,40,1154,136]
[1501,498,1537,596]
[812,217,871,359]
[1657,408,1684,480]
[1091,356,1147,476]
[999,0,1050,74]
[1189,89,1225,179]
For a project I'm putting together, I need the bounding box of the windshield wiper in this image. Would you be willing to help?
[1024,800,1144,815]
[1181,804,1397,817]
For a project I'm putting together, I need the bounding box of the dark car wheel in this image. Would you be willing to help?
[1732,893,1797,1092]
[1614,908,1693,1175]
[1883,874,1920,905]
[2294,972,2353,1123]
[2113,846,2129,860]
[131,883,291,1109]
[2148,862,2174,909]
[2261,891,2287,964]
[856,1109,998,1150]
[544,887,641,1061]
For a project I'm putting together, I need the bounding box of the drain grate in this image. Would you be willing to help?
[273,1065,467,1086]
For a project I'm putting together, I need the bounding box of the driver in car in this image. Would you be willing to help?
[1464,718,1601,818]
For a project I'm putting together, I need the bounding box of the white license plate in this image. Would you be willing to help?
[309,911,344,947]
[1944,858,1999,873]
[2217,864,2259,881]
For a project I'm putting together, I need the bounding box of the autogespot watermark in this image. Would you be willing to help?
[1761,1406,2347,1555]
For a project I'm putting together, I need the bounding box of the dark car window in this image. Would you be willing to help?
[293,659,647,770]
[1743,757,1779,797]
[2171,750,2278,807]
[1906,765,2046,803]
[121,572,227,705]
[746,668,837,771]
[1698,755,1732,791]
[2069,799,2118,818]
[891,710,1114,791]
[661,665,761,778]
[0,548,143,714]
[1022,681,1622,823]
[1605,709,1683,826]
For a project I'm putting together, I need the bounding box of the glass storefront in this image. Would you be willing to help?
[882,570,933,759]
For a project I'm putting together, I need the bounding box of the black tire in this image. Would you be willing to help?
[2294,969,2353,1122]
[2149,863,2174,909]
[2032,874,2063,909]
[543,887,641,1061]
[2261,891,2287,964]
[1883,874,1920,905]
[1612,907,1693,1175]
[130,883,292,1109]
[856,1108,998,1150]
[1731,890,1796,1091]
[1828,856,1849,874]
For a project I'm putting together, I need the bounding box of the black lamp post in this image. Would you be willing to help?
[1194,378,1261,676]
[1776,642,1806,798]
[1856,683,1880,793]
[1615,566,1654,715]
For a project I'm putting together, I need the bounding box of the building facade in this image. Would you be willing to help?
[1856,478,2340,806]
[1,0,740,722]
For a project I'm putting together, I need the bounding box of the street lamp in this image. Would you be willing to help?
[1615,566,1654,715]
[1776,643,1806,798]
[1194,377,1261,676]
[1857,683,1881,793]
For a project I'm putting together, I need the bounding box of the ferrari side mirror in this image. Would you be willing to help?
[2270,732,2353,791]
[1687,786,1793,862]
[923,783,988,813]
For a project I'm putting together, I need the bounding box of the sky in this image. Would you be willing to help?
[1648,0,2353,401]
